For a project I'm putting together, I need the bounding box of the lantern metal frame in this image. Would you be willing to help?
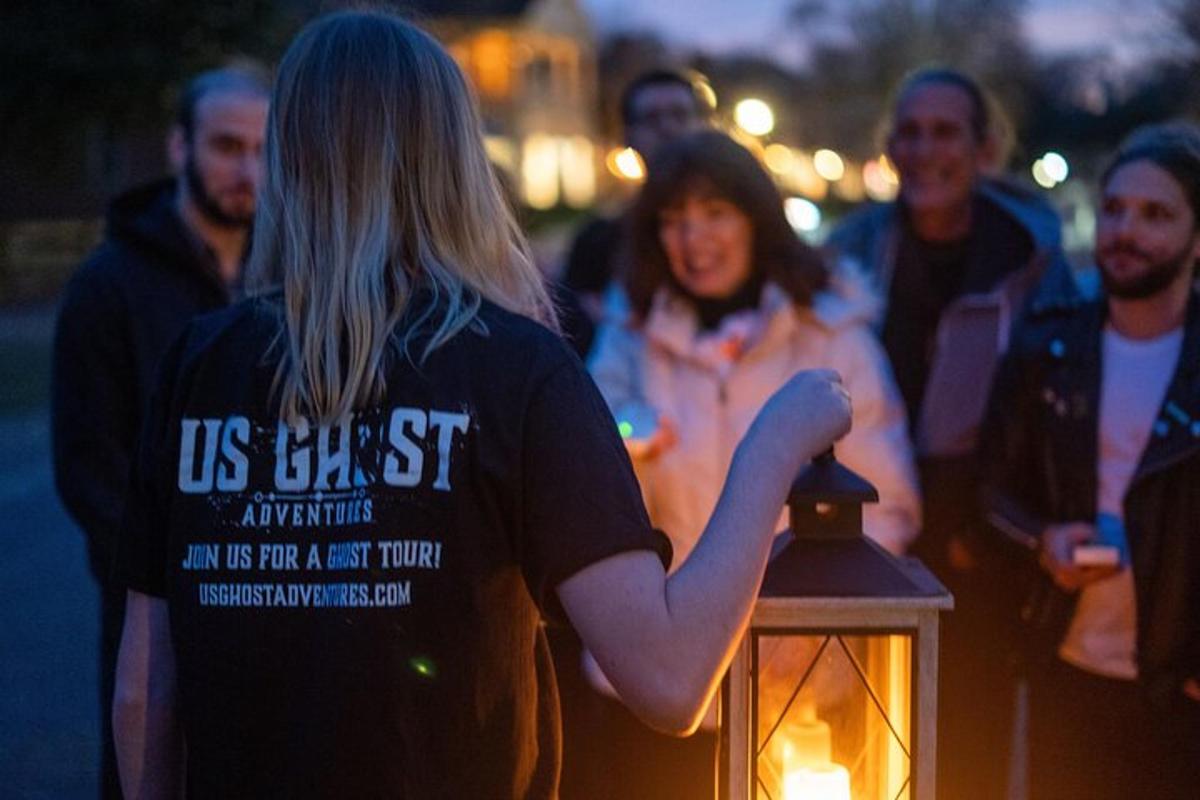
[723,583,950,800]
[720,451,952,800]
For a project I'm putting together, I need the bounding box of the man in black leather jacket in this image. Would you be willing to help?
[980,123,1200,800]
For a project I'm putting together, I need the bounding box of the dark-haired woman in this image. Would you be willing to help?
[585,131,919,798]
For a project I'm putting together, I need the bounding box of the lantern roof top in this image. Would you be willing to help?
[787,449,878,506]
[760,533,950,602]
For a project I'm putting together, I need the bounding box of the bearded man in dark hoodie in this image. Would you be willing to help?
[51,66,268,799]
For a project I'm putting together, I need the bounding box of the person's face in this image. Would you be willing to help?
[176,91,269,229]
[626,83,704,161]
[658,186,755,300]
[1096,159,1200,299]
[887,82,986,219]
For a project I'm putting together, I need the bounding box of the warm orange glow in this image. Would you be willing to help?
[783,763,851,800]
[764,144,797,176]
[734,98,775,136]
[605,147,645,182]
[522,135,559,209]
[783,151,828,201]
[471,30,512,100]
[833,164,866,203]
[863,159,900,202]
[757,634,911,800]
[878,154,899,185]
[483,136,516,173]
[694,77,718,111]
[813,149,845,182]
[559,137,596,208]
[885,636,912,800]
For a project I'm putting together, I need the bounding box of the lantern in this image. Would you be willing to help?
[719,451,952,800]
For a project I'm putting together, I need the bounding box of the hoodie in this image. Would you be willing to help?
[52,179,231,579]
[827,177,1095,460]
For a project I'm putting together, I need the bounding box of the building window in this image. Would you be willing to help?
[472,30,512,101]
[521,135,596,210]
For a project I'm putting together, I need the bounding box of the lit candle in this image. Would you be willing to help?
[781,702,832,770]
[783,763,851,800]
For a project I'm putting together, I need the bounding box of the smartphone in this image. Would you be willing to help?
[1073,513,1127,567]
[1072,543,1120,567]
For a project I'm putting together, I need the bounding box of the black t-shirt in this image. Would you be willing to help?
[882,196,1034,427]
[118,295,670,799]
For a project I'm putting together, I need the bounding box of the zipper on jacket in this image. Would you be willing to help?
[717,377,733,470]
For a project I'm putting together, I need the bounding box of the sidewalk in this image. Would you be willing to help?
[0,302,101,799]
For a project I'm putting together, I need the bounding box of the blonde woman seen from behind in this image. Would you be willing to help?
[110,12,852,799]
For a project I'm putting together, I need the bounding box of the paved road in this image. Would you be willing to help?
[0,410,100,799]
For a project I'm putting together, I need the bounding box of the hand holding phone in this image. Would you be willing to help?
[1040,522,1119,591]
[1072,543,1120,567]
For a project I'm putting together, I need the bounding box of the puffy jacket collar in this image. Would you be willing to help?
[830,177,1095,313]
[641,264,881,364]
[837,177,1061,257]
[977,178,1061,253]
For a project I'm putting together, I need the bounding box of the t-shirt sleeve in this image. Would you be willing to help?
[520,355,671,621]
[115,333,188,597]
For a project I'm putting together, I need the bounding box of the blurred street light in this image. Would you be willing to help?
[734,98,775,137]
[813,149,845,182]
[1032,151,1069,189]
[693,77,718,111]
[785,151,828,201]
[1042,152,1070,183]
[1032,160,1054,189]
[523,135,560,209]
[764,144,796,175]
[878,154,899,185]
[863,157,899,202]
[606,147,646,182]
[785,196,822,233]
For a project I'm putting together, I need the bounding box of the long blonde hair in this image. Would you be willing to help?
[246,10,555,423]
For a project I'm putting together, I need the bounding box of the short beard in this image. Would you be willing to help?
[1098,240,1195,300]
[185,155,252,230]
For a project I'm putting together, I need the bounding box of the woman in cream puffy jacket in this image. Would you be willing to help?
[581,131,920,800]
[590,132,920,565]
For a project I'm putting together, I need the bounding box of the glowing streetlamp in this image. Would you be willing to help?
[863,157,900,202]
[1042,152,1069,183]
[735,98,775,137]
[784,197,822,234]
[1032,151,1069,189]
[694,77,719,112]
[764,144,797,176]
[605,147,646,182]
[813,149,845,182]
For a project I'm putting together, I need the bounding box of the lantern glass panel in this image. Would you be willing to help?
[754,633,912,800]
